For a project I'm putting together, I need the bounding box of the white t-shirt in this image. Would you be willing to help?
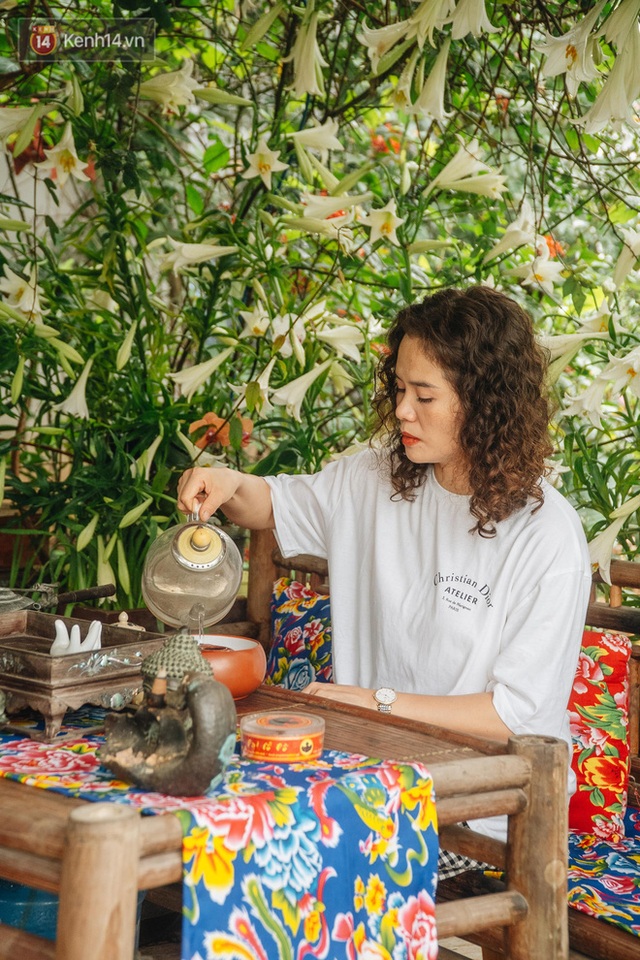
[265,447,592,839]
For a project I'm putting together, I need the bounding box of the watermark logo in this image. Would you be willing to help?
[29,23,58,58]
[18,18,156,63]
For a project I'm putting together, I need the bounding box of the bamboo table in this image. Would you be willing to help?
[0,685,569,960]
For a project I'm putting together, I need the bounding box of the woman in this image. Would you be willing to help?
[177,285,591,844]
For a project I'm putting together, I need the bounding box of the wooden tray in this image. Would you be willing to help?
[0,610,166,740]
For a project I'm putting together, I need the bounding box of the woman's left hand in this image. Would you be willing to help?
[303,682,375,709]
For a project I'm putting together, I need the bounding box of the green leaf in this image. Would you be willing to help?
[203,138,230,174]
[564,128,580,152]
[239,2,284,51]
[186,184,204,216]
[0,57,19,75]
[229,415,243,451]
[116,538,131,596]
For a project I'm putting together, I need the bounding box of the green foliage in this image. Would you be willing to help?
[1,0,640,603]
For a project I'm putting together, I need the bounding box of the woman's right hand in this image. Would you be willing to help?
[176,466,274,528]
[176,467,240,522]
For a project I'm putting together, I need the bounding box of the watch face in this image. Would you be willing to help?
[375,687,396,705]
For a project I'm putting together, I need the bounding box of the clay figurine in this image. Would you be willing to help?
[98,629,237,796]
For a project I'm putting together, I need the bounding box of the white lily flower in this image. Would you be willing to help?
[601,344,640,400]
[575,27,640,134]
[544,457,571,488]
[0,264,43,318]
[601,0,640,49]
[241,138,289,190]
[612,227,640,288]
[176,430,223,468]
[330,361,354,396]
[231,356,277,414]
[537,330,608,361]
[483,200,536,262]
[391,50,421,111]
[611,491,640,520]
[424,138,506,198]
[578,302,623,335]
[88,288,117,313]
[283,12,328,97]
[512,244,565,296]
[401,159,420,195]
[138,59,202,113]
[271,312,307,360]
[133,432,164,482]
[410,0,454,49]
[271,300,326,361]
[588,517,628,584]
[366,314,387,339]
[589,492,640,583]
[158,239,238,273]
[289,120,343,164]
[35,122,91,188]
[116,321,137,371]
[239,303,270,338]
[536,1,605,97]
[271,358,334,420]
[358,18,413,73]
[53,358,93,419]
[0,106,37,143]
[446,172,507,198]
[363,199,404,246]
[167,346,234,401]
[411,40,451,120]
[560,377,610,428]
[316,324,365,362]
[284,216,356,254]
[300,191,374,223]
[450,0,497,40]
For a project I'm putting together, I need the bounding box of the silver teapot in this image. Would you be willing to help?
[141,506,243,630]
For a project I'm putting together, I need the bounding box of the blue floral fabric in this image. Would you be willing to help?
[266,577,333,689]
[568,804,640,937]
[0,710,439,960]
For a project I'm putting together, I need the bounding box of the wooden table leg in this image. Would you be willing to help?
[55,803,141,960]
[505,735,568,960]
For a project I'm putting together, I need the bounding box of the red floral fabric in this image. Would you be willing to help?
[568,630,632,839]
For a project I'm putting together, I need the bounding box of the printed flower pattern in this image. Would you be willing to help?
[0,709,438,960]
[568,805,640,937]
[266,577,333,688]
[568,629,631,839]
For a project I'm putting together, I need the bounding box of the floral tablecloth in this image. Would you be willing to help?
[0,709,439,960]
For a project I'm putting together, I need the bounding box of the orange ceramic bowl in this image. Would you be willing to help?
[197,635,267,700]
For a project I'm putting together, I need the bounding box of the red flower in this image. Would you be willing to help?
[189,412,253,449]
[397,890,438,959]
[544,234,566,258]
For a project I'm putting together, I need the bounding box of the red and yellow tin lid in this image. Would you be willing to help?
[240,711,325,762]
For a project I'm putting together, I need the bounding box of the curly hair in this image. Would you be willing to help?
[371,285,553,537]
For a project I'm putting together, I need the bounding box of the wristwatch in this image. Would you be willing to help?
[373,686,397,714]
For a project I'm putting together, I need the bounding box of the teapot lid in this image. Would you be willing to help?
[172,521,226,571]
[171,503,228,572]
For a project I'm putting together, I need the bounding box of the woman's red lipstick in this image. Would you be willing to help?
[401,433,420,446]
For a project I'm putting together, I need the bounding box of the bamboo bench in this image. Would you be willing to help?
[236,530,640,960]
